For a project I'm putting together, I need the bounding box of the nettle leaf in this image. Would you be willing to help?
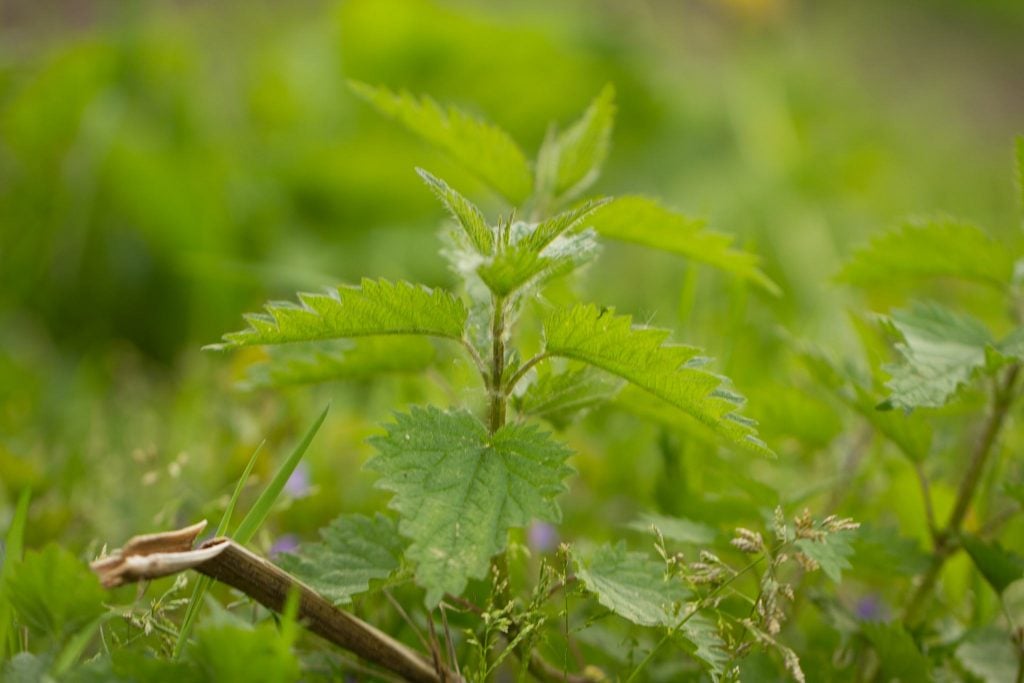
[417,169,493,255]
[516,366,622,428]
[209,279,467,349]
[367,407,573,606]
[860,622,930,683]
[543,304,771,455]
[627,512,717,545]
[960,533,1024,595]
[881,301,993,410]
[795,530,855,582]
[350,81,533,204]
[5,545,105,639]
[572,542,689,628]
[587,196,780,295]
[277,513,404,605]
[957,626,1019,683]
[537,84,616,202]
[839,219,1014,291]
[190,622,299,683]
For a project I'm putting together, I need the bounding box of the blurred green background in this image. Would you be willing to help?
[0,0,1022,673]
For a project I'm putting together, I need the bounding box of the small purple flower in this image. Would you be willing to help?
[269,534,299,558]
[528,521,559,553]
[854,594,888,622]
[284,462,312,499]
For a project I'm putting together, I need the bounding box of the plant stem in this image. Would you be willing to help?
[489,295,507,433]
[903,363,1020,626]
[507,352,549,393]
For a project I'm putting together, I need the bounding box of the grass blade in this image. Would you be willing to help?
[1,488,31,657]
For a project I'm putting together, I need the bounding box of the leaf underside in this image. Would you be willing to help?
[543,304,772,456]
[367,407,573,606]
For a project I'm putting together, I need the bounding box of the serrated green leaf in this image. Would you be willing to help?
[277,513,404,605]
[627,513,717,545]
[537,84,616,201]
[850,526,930,578]
[350,81,532,204]
[417,169,493,254]
[5,545,105,639]
[587,196,780,294]
[367,407,572,606]
[242,337,435,389]
[860,622,931,683]
[209,278,467,349]
[543,304,771,455]
[839,219,1014,291]
[882,301,993,410]
[516,366,621,427]
[960,533,1024,595]
[573,542,690,627]
[673,611,730,679]
[795,531,855,582]
[956,627,1018,683]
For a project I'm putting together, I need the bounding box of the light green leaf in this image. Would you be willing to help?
[795,531,855,582]
[627,513,717,545]
[860,622,930,683]
[543,304,771,455]
[350,81,532,204]
[537,84,616,201]
[573,542,689,628]
[674,611,730,680]
[881,301,993,410]
[1,489,30,657]
[417,169,493,254]
[209,278,467,349]
[242,338,435,389]
[516,366,621,427]
[367,407,572,606]
[278,514,404,605]
[957,627,1018,683]
[587,196,780,294]
[190,622,299,683]
[960,533,1024,595]
[5,545,105,639]
[839,219,1014,291]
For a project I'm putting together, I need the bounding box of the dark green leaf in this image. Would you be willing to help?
[961,533,1024,595]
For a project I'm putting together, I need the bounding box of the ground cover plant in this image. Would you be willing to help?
[2,2,1024,681]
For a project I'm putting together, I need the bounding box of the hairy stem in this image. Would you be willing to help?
[489,295,507,433]
[903,363,1020,626]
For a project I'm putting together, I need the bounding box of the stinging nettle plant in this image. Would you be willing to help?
[206,83,855,681]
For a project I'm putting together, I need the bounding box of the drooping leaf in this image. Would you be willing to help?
[960,533,1024,595]
[367,407,573,606]
[572,542,690,628]
[242,338,435,389]
[5,544,105,639]
[350,81,533,204]
[627,513,717,545]
[208,279,467,350]
[839,219,1014,291]
[860,622,930,683]
[515,366,621,427]
[956,627,1018,683]
[795,530,856,582]
[277,513,404,605]
[881,301,993,410]
[536,84,616,201]
[543,304,771,455]
[587,196,780,294]
[417,169,493,254]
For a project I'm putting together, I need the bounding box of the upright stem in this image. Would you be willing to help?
[903,363,1020,626]
[489,295,507,434]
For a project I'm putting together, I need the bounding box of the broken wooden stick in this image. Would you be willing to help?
[91,521,458,683]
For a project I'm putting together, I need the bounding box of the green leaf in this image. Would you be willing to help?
[349,81,533,204]
[2,653,51,683]
[241,338,435,389]
[960,533,1024,595]
[233,406,328,545]
[573,542,689,628]
[209,278,468,349]
[515,366,621,428]
[860,621,930,683]
[5,544,105,639]
[537,84,616,201]
[957,627,1018,683]
[881,301,993,410]
[627,513,717,545]
[1,489,30,657]
[367,407,573,606]
[277,513,404,605]
[417,169,493,254]
[189,622,299,683]
[543,304,771,455]
[587,196,780,294]
[795,531,856,582]
[839,219,1014,291]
